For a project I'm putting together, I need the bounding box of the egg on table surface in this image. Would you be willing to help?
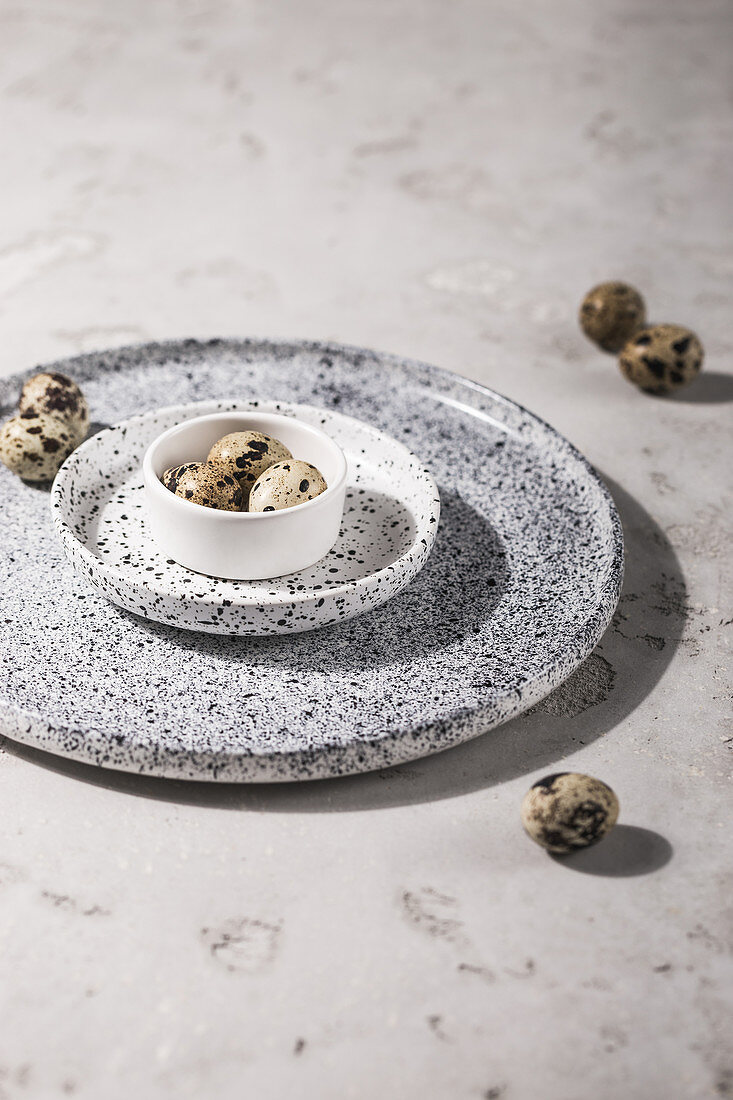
[248,459,327,512]
[619,323,704,394]
[172,461,244,510]
[0,413,78,482]
[19,372,89,446]
[207,432,292,496]
[520,772,620,854]
[579,281,646,353]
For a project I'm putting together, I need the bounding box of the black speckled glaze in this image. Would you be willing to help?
[0,338,623,782]
[50,399,440,635]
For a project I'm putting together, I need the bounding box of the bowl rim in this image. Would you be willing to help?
[142,409,348,519]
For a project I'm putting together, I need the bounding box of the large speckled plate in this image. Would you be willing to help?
[50,400,440,636]
[0,338,623,782]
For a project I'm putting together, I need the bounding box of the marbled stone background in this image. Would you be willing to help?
[0,1,731,1098]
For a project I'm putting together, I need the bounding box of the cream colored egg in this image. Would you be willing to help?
[207,432,292,496]
[172,461,244,510]
[521,772,619,854]
[578,282,646,353]
[19,372,89,447]
[249,459,327,512]
[619,324,704,394]
[0,413,78,482]
[161,462,202,493]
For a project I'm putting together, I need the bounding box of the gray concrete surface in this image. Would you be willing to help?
[0,1,731,1097]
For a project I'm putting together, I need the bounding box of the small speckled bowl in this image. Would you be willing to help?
[143,411,347,580]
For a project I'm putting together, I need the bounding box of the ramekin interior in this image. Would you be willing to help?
[143,411,347,517]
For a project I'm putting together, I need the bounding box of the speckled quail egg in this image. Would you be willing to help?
[207,432,292,497]
[18,371,89,446]
[161,462,201,493]
[521,772,619,854]
[619,323,704,394]
[172,461,243,510]
[579,281,646,353]
[0,413,78,482]
[248,459,327,512]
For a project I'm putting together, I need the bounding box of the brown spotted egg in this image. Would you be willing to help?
[579,282,646,353]
[172,461,243,510]
[19,372,89,447]
[0,413,78,482]
[161,462,201,493]
[207,432,292,498]
[249,459,327,512]
[619,323,704,394]
[521,772,620,854]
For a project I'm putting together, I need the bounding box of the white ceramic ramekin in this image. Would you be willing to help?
[142,410,348,580]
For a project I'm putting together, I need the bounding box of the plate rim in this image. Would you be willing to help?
[50,397,442,612]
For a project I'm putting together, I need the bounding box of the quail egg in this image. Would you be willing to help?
[249,459,327,512]
[0,413,78,482]
[161,462,201,493]
[619,323,704,394]
[579,281,646,353]
[520,772,619,854]
[207,432,292,497]
[172,461,243,510]
[19,371,89,446]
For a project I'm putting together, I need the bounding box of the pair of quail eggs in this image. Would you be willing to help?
[579,281,704,395]
[0,372,90,482]
[162,430,328,513]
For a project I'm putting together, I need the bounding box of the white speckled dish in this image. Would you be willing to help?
[0,338,623,782]
[51,400,440,635]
